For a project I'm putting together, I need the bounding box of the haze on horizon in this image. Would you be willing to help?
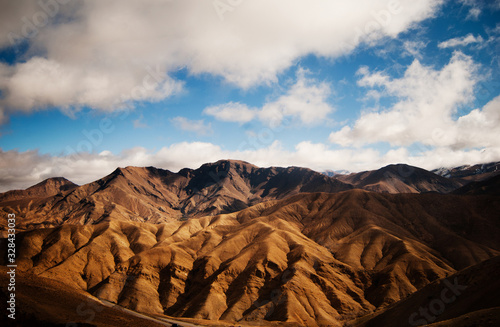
[0,0,499,191]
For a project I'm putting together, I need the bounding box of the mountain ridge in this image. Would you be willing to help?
[2,160,498,232]
[334,163,465,194]
[1,160,353,231]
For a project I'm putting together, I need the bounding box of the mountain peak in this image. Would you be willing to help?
[110,166,174,177]
[379,163,419,173]
[336,163,463,193]
[201,159,259,170]
[26,177,78,193]
[0,177,78,202]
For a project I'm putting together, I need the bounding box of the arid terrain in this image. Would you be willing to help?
[1,160,500,326]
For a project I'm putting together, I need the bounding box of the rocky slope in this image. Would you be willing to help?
[4,190,499,326]
[0,266,179,327]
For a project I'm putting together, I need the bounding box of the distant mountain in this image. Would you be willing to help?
[321,169,351,177]
[453,174,500,196]
[334,164,464,193]
[0,177,77,202]
[433,161,500,181]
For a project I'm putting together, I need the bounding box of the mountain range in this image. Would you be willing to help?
[1,160,500,326]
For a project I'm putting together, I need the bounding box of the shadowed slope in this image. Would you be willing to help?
[335,164,464,193]
[452,174,500,195]
[350,255,500,327]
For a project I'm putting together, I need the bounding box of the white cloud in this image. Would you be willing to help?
[2,140,500,192]
[170,117,213,136]
[402,40,427,59]
[0,0,444,123]
[330,52,485,148]
[466,7,481,20]
[204,69,335,126]
[0,58,183,123]
[459,0,487,20]
[438,33,484,48]
[259,70,335,125]
[453,95,500,148]
[203,102,258,124]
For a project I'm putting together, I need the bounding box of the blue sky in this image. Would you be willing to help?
[0,0,499,190]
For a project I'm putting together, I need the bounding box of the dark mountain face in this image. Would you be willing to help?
[453,173,500,195]
[334,164,464,193]
[352,255,500,327]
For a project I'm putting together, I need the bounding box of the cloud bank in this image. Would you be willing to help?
[0,0,444,123]
[2,139,500,192]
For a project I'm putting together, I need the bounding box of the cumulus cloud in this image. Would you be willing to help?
[204,69,335,126]
[0,58,183,123]
[3,140,500,192]
[438,33,484,48]
[452,95,500,148]
[0,0,444,123]
[330,52,485,148]
[170,117,213,136]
